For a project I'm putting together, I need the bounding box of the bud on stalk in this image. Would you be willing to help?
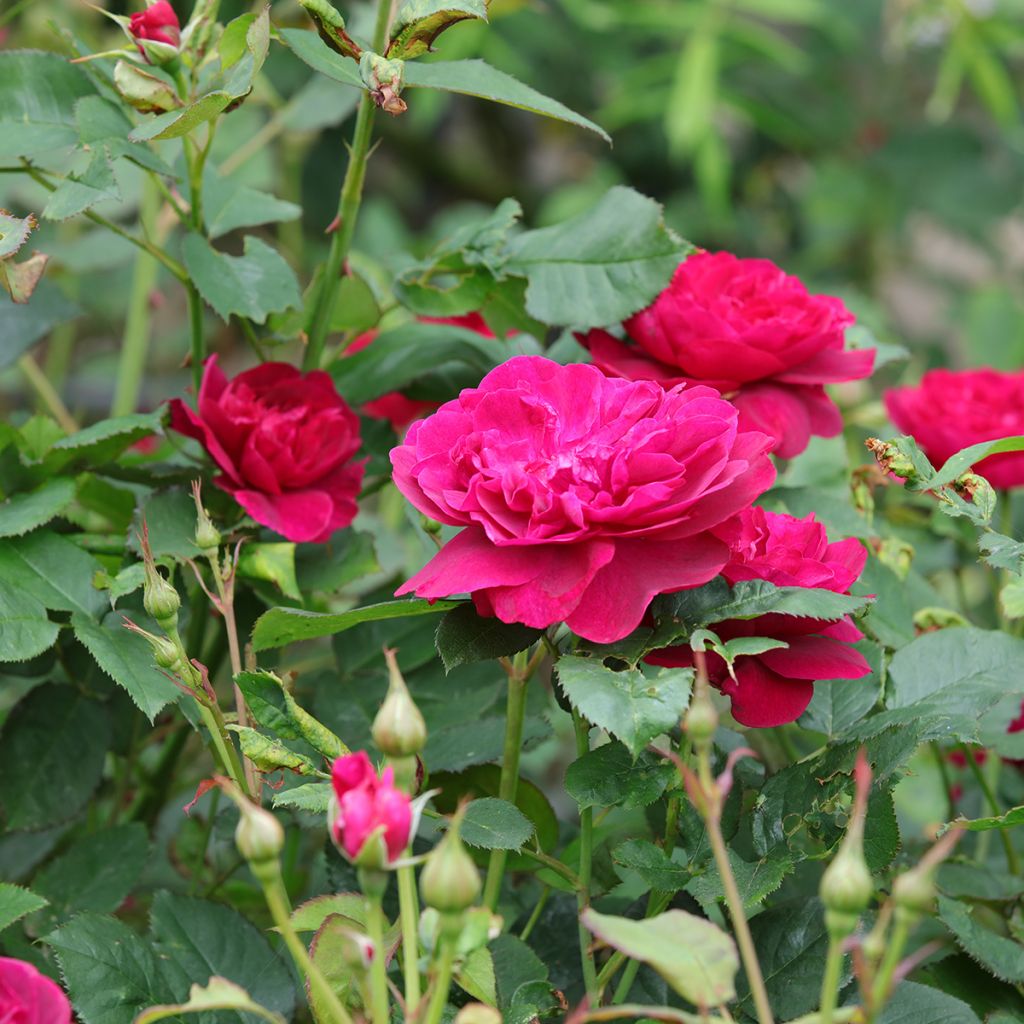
[373,648,427,760]
[420,805,480,915]
[192,480,221,553]
[139,524,180,630]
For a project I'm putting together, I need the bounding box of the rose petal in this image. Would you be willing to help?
[721,659,815,728]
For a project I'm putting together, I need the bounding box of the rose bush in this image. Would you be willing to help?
[648,507,870,726]
[391,355,776,643]
[0,957,72,1024]
[169,356,364,543]
[885,367,1024,489]
[581,251,874,458]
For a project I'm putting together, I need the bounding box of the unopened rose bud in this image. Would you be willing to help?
[338,928,375,970]
[191,480,221,552]
[139,526,180,630]
[128,0,181,64]
[953,471,995,518]
[420,806,480,914]
[235,802,285,868]
[123,618,181,671]
[359,52,407,115]
[684,689,718,745]
[373,649,427,760]
[865,438,918,484]
[455,1007,502,1024]
[892,864,936,920]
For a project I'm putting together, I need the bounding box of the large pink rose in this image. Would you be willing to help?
[884,368,1024,490]
[581,251,874,458]
[169,356,365,543]
[0,957,72,1024]
[648,508,870,727]
[391,355,776,644]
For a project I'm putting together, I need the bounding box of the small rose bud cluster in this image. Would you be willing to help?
[329,751,413,868]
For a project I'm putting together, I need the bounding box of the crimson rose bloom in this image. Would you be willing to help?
[169,356,364,543]
[648,508,870,727]
[348,313,494,431]
[129,0,180,47]
[581,251,874,458]
[885,368,1024,489]
[391,356,776,644]
[330,752,412,864]
[0,957,72,1024]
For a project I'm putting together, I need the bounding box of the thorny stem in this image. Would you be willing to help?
[573,708,600,1004]
[483,648,531,910]
[303,0,392,369]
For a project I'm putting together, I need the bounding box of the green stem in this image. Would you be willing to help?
[303,0,391,370]
[869,914,910,1015]
[186,283,205,393]
[18,354,77,432]
[422,936,456,1024]
[483,657,530,910]
[961,743,1019,873]
[573,708,599,1004]
[191,787,220,893]
[365,892,390,1024]
[818,937,845,1024]
[931,742,957,821]
[398,864,422,1014]
[196,700,248,795]
[260,864,355,1024]
[112,176,160,416]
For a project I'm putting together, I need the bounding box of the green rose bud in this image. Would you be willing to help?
[373,648,427,759]
[420,806,480,914]
[191,480,221,552]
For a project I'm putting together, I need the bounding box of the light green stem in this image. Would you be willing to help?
[483,657,530,910]
[818,937,845,1024]
[869,914,910,1016]
[112,176,160,416]
[196,701,248,796]
[260,865,355,1024]
[398,864,422,1013]
[961,743,1018,873]
[573,708,599,1004]
[18,354,77,432]
[303,0,391,369]
[422,937,456,1024]
[366,892,389,1024]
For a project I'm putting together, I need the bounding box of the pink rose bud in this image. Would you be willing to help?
[580,251,874,458]
[169,356,365,544]
[128,0,181,63]
[330,753,412,867]
[0,957,72,1024]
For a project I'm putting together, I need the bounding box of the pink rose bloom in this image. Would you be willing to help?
[0,957,72,1024]
[128,0,180,56]
[647,508,870,727]
[169,356,365,543]
[330,752,412,864]
[348,313,495,431]
[580,251,874,458]
[391,355,776,644]
[884,368,1024,490]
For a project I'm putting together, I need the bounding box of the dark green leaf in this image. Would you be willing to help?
[133,488,200,561]
[252,598,461,651]
[0,477,75,537]
[459,798,534,850]
[229,727,324,776]
[564,741,675,810]
[182,234,301,324]
[0,684,109,829]
[272,782,333,814]
[404,59,610,142]
[938,895,1024,983]
[611,839,690,892]
[797,670,880,737]
[686,849,794,914]
[128,93,233,143]
[279,28,365,88]
[202,171,301,240]
[435,603,542,672]
[877,981,982,1024]
[931,435,1024,488]
[0,530,106,617]
[0,282,80,369]
[954,804,1024,832]
[0,578,58,662]
[42,150,120,221]
[0,883,47,933]
[47,409,166,469]
[73,612,181,721]
[237,542,301,601]
[295,530,378,592]
[557,656,692,757]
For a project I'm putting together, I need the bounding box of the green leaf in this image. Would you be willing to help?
[583,908,739,1007]
[32,824,149,921]
[182,234,301,324]
[202,171,301,240]
[564,741,676,810]
[252,598,461,651]
[75,96,173,176]
[0,882,48,933]
[237,542,301,601]
[229,727,325,776]
[0,683,109,829]
[685,849,794,915]
[46,409,166,469]
[42,150,121,221]
[0,530,106,617]
[0,282,80,369]
[611,839,690,892]
[387,0,488,60]
[876,981,982,1024]
[0,477,75,537]
[459,798,534,850]
[404,59,610,142]
[272,782,333,814]
[0,210,35,260]
[937,895,1024,983]
[307,914,362,1018]
[279,28,365,88]
[0,577,58,662]
[150,891,296,1021]
[0,51,97,159]
[295,530,378,592]
[296,0,363,61]
[290,893,366,933]
[939,863,1024,902]
[557,656,692,757]
[931,435,1024,488]
[455,946,497,1006]
[46,913,175,1024]
[435,603,542,672]
[798,671,880,737]
[73,612,181,721]
[128,92,232,142]
[504,186,685,327]
[954,804,1024,832]
[134,488,200,561]
[134,977,286,1024]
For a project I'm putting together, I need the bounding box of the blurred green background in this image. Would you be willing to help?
[3,0,1024,419]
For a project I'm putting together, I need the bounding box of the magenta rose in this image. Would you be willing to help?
[580,251,874,458]
[0,957,72,1024]
[647,508,870,727]
[128,0,180,62]
[884,367,1024,490]
[390,355,776,644]
[330,751,412,865]
[169,356,365,543]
